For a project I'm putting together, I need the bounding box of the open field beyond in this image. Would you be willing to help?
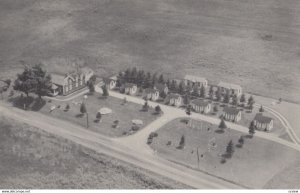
[0,0,300,103]
[149,118,300,188]
[0,115,188,189]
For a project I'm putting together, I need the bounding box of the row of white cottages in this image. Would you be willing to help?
[104,79,272,131]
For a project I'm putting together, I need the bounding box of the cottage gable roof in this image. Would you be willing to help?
[218,81,242,90]
[80,67,94,75]
[51,74,66,85]
[191,99,210,107]
[145,88,158,94]
[184,75,207,83]
[254,113,273,124]
[154,83,167,92]
[223,106,240,115]
[124,83,137,88]
[168,93,181,100]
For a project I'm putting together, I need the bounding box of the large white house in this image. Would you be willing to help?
[184,75,208,88]
[50,67,94,96]
[218,81,242,96]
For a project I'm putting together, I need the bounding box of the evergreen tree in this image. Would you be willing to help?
[151,73,158,87]
[143,72,152,88]
[130,67,138,83]
[259,105,264,112]
[219,118,227,130]
[209,86,214,100]
[213,105,218,113]
[124,68,131,83]
[170,80,177,92]
[223,91,230,103]
[102,85,109,97]
[216,88,222,102]
[200,85,206,98]
[238,136,244,146]
[249,121,256,137]
[183,94,190,105]
[166,79,171,89]
[192,85,200,97]
[240,94,246,104]
[226,140,234,158]
[179,135,185,149]
[232,94,238,106]
[158,74,165,84]
[248,95,254,106]
[142,100,149,112]
[178,81,185,95]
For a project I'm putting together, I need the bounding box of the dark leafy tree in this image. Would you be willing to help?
[14,64,52,99]
[170,80,177,92]
[155,105,162,114]
[209,86,214,100]
[143,72,152,88]
[166,79,171,89]
[130,67,138,83]
[136,70,145,87]
[249,121,256,137]
[151,73,158,87]
[124,68,131,83]
[88,83,95,94]
[249,102,254,112]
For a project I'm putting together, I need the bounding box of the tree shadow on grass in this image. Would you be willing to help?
[245,134,253,139]
[236,143,243,148]
[7,95,46,111]
[31,99,46,111]
[75,114,84,118]
[215,129,225,134]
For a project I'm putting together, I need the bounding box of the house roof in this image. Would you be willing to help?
[154,83,167,92]
[145,88,158,94]
[191,99,210,107]
[124,83,137,88]
[254,113,273,124]
[184,75,207,83]
[80,67,94,75]
[223,106,241,115]
[168,93,181,100]
[51,74,65,85]
[103,77,116,84]
[218,81,242,90]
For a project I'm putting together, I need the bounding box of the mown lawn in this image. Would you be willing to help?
[9,93,159,137]
[149,118,300,188]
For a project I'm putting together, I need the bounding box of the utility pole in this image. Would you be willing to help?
[86,112,89,128]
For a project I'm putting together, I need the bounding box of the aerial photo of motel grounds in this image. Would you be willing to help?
[1,0,300,190]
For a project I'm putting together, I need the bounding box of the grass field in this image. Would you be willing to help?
[149,118,300,188]
[0,115,188,189]
[0,0,300,103]
[9,93,159,137]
